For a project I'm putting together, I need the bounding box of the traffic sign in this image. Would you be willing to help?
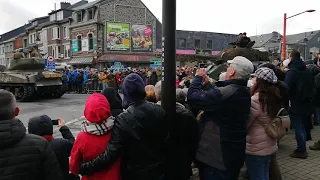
[47,56,55,62]
[47,62,56,71]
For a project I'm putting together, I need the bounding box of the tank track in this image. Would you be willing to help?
[0,84,35,102]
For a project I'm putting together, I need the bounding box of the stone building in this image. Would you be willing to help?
[69,0,160,69]
[36,1,88,63]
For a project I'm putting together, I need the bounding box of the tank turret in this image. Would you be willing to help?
[207,33,270,79]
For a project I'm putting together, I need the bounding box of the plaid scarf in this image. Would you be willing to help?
[81,116,115,135]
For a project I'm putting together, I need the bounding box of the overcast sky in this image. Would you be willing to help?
[0,0,319,36]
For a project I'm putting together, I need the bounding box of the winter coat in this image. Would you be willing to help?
[79,100,168,180]
[246,93,278,156]
[0,119,63,180]
[101,87,124,117]
[187,77,251,179]
[70,129,121,180]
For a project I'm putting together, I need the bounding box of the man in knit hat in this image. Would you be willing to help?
[79,73,169,180]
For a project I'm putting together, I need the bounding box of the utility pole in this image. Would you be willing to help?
[161,0,176,123]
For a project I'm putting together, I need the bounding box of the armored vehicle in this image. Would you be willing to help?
[207,33,270,80]
[0,57,65,101]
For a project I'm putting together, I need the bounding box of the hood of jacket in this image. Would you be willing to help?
[0,119,26,149]
[101,87,123,110]
[28,115,53,136]
[288,59,306,71]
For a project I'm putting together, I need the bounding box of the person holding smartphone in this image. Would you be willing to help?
[28,115,77,180]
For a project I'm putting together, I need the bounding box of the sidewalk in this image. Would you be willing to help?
[55,118,320,180]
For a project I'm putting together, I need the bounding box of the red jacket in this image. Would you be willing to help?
[69,132,121,180]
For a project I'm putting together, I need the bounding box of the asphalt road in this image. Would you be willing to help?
[16,94,89,128]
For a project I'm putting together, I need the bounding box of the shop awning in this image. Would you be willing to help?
[68,57,93,65]
[98,54,155,63]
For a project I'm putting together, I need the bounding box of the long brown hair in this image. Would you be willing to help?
[251,78,282,118]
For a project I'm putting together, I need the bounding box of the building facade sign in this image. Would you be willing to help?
[106,22,130,51]
[131,25,153,52]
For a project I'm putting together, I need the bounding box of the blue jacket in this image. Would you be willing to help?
[187,76,251,178]
[285,60,313,114]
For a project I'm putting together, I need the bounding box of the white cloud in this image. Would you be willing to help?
[0,0,319,36]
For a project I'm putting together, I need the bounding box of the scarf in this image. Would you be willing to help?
[42,135,54,141]
[81,116,115,135]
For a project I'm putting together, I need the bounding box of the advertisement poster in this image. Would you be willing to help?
[72,40,78,52]
[131,25,153,52]
[106,22,130,51]
[82,38,89,52]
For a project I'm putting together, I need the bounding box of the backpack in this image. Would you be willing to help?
[290,69,315,104]
[259,108,291,139]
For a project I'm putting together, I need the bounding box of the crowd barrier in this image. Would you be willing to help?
[85,79,103,94]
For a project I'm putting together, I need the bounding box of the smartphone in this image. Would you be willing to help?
[52,119,59,125]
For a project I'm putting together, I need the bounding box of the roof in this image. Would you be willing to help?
[286,30,320,44]
[0,24,32,42]
[250,33,277,47]
[48,1,89,15]
[72,0,101,11]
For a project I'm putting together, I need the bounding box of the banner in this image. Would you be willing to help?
[106,22,130,51]
[82,38,89,52]
[72,40,78,52]
[131,25,153,52]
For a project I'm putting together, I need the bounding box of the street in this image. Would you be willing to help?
[16,94,89,128]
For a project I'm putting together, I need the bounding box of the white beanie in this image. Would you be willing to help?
[283,59,290,68]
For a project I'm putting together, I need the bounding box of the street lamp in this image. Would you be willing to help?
[281,9,316,60]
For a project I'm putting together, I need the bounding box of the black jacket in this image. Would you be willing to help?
[79,100,169,180]
[28,116,75,179]
[0,119,63,180]
[101,87,124,117]
[167,102,198,180]
[50,126,75,179]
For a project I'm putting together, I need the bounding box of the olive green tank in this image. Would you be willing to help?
[0,56,66,101]
[207,33,270,80]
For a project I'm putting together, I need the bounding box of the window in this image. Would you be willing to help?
[1,47,4,54]
[195,39,201,49]
[88,33,94,50]
[57,11,63,21]
[9,45,12,52]
[6,46,8,52]
[77,35,82,51]
[29,34,34,44]
[50,14,56,21]
[52,27,60,40]
[64,45,70,58]
[63,27,69,39]
[88,8,95,20]
[77,12,82,22]
[206,40,212,49]
[23,39,27,47]
[52,46,59,58]
[179,38,186,48]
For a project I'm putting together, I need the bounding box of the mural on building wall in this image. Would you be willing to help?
[72,40,78,52]
[106,22,130,51]
[131,25,153,52]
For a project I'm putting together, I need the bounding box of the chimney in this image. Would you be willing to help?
[61,2,71,9]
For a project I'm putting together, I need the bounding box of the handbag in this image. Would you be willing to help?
[259,108,291,139]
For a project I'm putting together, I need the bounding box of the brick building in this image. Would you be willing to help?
[36,1,87,63]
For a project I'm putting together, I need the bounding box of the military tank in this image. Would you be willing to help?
[207,33,270,80]
[0,57,66,102]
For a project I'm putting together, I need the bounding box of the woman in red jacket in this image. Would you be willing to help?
[70,93,121,180]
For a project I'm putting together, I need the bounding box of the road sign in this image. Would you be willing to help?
[47,62,56,71]
[47,56,55,62]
